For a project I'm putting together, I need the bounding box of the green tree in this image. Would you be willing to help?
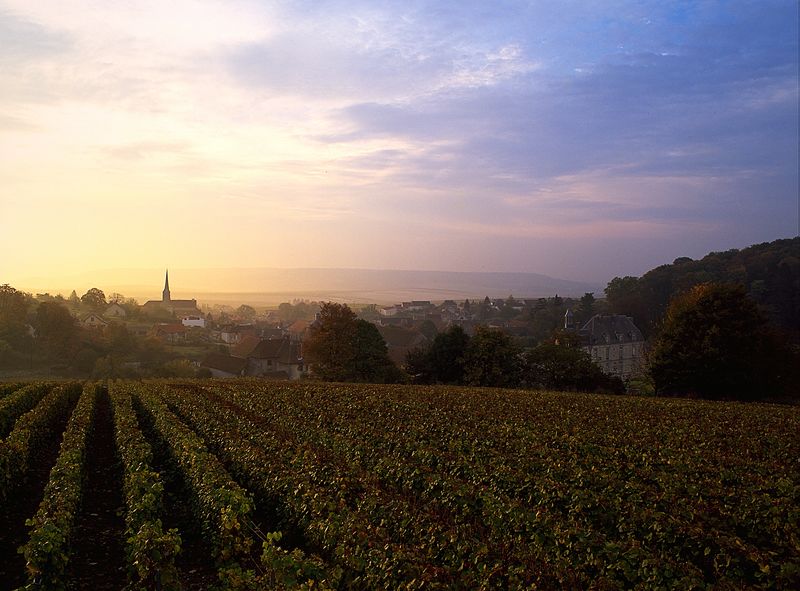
[0,284,31,346]
[104,322,135,356]
[352,319,405,383]
[577,292,596,323]
[406,325,470,384]
[649,283,798,400]
[521,343,624,393]
[304,302,399,383]
[463,326,521,388]
[80,288,107,310]
[35,301,79,361]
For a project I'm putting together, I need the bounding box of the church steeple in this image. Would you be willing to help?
[162,269,171,302]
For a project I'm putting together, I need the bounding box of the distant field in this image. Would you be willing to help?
[0,380,797,590]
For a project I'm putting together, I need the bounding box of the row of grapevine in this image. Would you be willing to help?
[208,383,574,585]
[131,383,335,590]
[195,380,800,590]
[0,383,51,439]
[0,383,80,506]
[0,382,23,399]
[131,383,255,588]
[161,383,520,589]
[19,384,99,590]
[0,377,796,589]
[215,382,661,585]
[108,383,181,591]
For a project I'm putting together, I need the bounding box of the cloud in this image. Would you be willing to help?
[0,9,72,63]
[100,141,193,161]
[0,0,796,283]
[0,114,37,131]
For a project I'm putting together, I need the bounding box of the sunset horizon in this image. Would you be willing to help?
[2,1,797,285]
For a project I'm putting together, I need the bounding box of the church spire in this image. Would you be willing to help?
[163,269,171,302]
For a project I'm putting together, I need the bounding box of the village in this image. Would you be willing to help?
[51,271,646,383]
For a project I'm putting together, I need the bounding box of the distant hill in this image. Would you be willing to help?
[605,237,800,339]
[19,268,601,305]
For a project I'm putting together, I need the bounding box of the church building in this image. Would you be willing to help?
[142,271,201,318]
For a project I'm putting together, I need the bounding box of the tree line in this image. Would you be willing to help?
[0,285,201,378]
[303,303,625,393]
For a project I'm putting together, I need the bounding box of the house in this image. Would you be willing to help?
[573,314,645,380]
[181,316,206,328]
[150,323,188,344]
[376,316,414,328]
[380,306,400,317]
[230,335,261,358]
[81,313,108,330]
[244,337,304,379]
[377,325,429,367]
[286,319,311,342]
[203,336,304,380]
[105,303,127,318]
[402,301,433,312]
[217,324,257,345]
[201,352,247,378]
[259,326,285,340]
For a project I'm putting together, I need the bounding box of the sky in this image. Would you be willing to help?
[1,0,798,289]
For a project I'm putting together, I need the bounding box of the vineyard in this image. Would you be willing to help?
[0,380,797,590]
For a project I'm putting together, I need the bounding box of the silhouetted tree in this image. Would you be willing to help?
[80,288,107,310]
[406,325,470,384]
[521,343,624,393]
[649,283,798,400]
[35,301,79,361]
[304,302,400,383]
[577,292,596,323]
[463,326,521,388]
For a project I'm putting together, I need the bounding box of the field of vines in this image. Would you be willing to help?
[0,379,797,590]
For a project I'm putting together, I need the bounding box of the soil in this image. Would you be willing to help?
[0,398,75,590]
[65,387,127,590]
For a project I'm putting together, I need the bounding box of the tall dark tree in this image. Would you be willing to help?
[406,325,470,384]
[0,284,33,355]
[463,326,521,388]
[649,283,798,400]
[352,319,405,383]
[304,302,400,383]
[577,292,596,324]
[35,301,79,360]
[80,288,107,310]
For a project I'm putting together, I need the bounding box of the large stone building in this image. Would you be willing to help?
[142,270,201,318]
[566,311,645,380]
